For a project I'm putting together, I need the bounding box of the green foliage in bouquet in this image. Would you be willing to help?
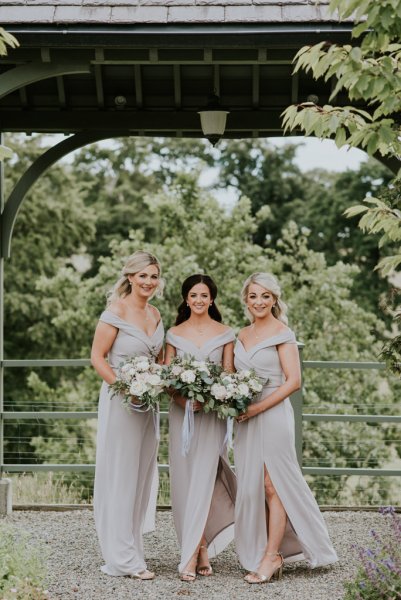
[165,355,221,405]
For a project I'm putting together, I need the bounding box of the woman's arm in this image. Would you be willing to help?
[164,342,201,411]
[91,321,119,385]
[164,343,187,410]
[222,341,235,373]
[244,343,301,419]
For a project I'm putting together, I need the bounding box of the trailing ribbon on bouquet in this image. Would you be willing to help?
[220,416,234,455]
[181,399,195,456]
[129,401,160,441]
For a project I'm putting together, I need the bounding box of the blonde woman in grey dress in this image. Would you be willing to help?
[91,251,164,580]
[234,273,338,584]
[164,274,237,582]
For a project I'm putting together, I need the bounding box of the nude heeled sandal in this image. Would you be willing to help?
[129,569,155,580]
[196,544,213,576]
[244,552,283,584]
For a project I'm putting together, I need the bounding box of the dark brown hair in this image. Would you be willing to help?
[175,274,222,325]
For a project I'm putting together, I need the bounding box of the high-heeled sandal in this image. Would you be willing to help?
[196,544,213,576]
[244,552,283,584]
[129,569,155,580]
[179,571,196,582]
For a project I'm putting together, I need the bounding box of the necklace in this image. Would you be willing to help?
[189,321,211,336]
[251,324,268,339]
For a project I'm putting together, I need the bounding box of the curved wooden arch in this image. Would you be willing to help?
[1,132,129,258]
[0,62,91,100]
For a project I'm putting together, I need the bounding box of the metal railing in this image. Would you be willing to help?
[1,357,400,481]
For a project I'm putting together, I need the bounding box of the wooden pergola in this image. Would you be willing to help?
[1,2,400,510]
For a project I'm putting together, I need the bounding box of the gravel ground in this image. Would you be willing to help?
[5,509,384,600]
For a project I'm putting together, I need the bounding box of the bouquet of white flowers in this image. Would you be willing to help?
[164,355,221,455]
[208,369,264,419]
[165,355,221,405]
[110,355,165,419]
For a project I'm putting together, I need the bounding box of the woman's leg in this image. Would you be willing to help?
[246,467,286,582]
[197,533,212,576]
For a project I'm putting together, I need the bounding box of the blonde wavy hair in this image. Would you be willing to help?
[107,251,164,305]
[241,272,288,324]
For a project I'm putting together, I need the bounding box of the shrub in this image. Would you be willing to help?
[0,523,48,600]
[344,507,401,600]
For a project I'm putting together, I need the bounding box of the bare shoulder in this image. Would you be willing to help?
[107,300,125,318]
[148,304,161,321]
[237,325,251,341]
[169,323,185,335]
[215,322,233,335]
[276,324,291,335]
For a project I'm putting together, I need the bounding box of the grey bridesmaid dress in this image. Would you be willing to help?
[166,329,237,574]
[93,310,164,576]
[234,328,338,571]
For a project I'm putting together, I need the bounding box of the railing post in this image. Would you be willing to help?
[290,342,304,468]
[0,133,12,516]
[0,134,4,477]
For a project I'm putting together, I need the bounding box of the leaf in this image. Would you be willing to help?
[0,145,13,160]
[335,127,347,148]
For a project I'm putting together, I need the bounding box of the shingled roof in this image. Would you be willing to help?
[0,1,348,25]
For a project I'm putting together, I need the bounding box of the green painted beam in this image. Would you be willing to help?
[0,109,284,134]
[303,413,401,423]
[3,463,170,473]
[0,62,91,100]
[3,464,399,477]
[1,411,169,420]
[1,359,91,367]
[1,132,125,258]
[303,467,401,477]
[304,361,386,370]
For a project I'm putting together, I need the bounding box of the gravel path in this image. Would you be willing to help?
[5,509,383,600]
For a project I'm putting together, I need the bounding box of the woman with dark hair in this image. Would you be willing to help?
[165,274,237,582]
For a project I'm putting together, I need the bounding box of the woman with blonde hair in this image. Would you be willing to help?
[234,272,337,584]
[91,250,164,579]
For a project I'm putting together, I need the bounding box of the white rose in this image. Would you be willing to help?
[130,381,147,396]
[238,383,250,396]
[172,365,184,376]
[136,359,150,371]
[193,361,209,373]
[222,375,234,384]
[148,374,162,386]
[128,367,136,377]
[121,363,132,373]
[249,379,263,392]
[237,370,250,380]
[180,370,196,384]
[225,384,236,399]
[211,384,228,401]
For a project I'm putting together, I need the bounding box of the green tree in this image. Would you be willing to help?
[281,0,401,372]
[281,0,401,164]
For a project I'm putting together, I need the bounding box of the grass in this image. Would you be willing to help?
[6,472,89,505]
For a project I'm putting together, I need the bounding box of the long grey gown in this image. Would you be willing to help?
[94,310,164,576]
[234,329,338,571]
[166,329,237,574]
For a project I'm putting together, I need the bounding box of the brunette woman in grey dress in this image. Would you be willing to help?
[165,274,237,582]
[91,251,164,580]
[234,273,337,584]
